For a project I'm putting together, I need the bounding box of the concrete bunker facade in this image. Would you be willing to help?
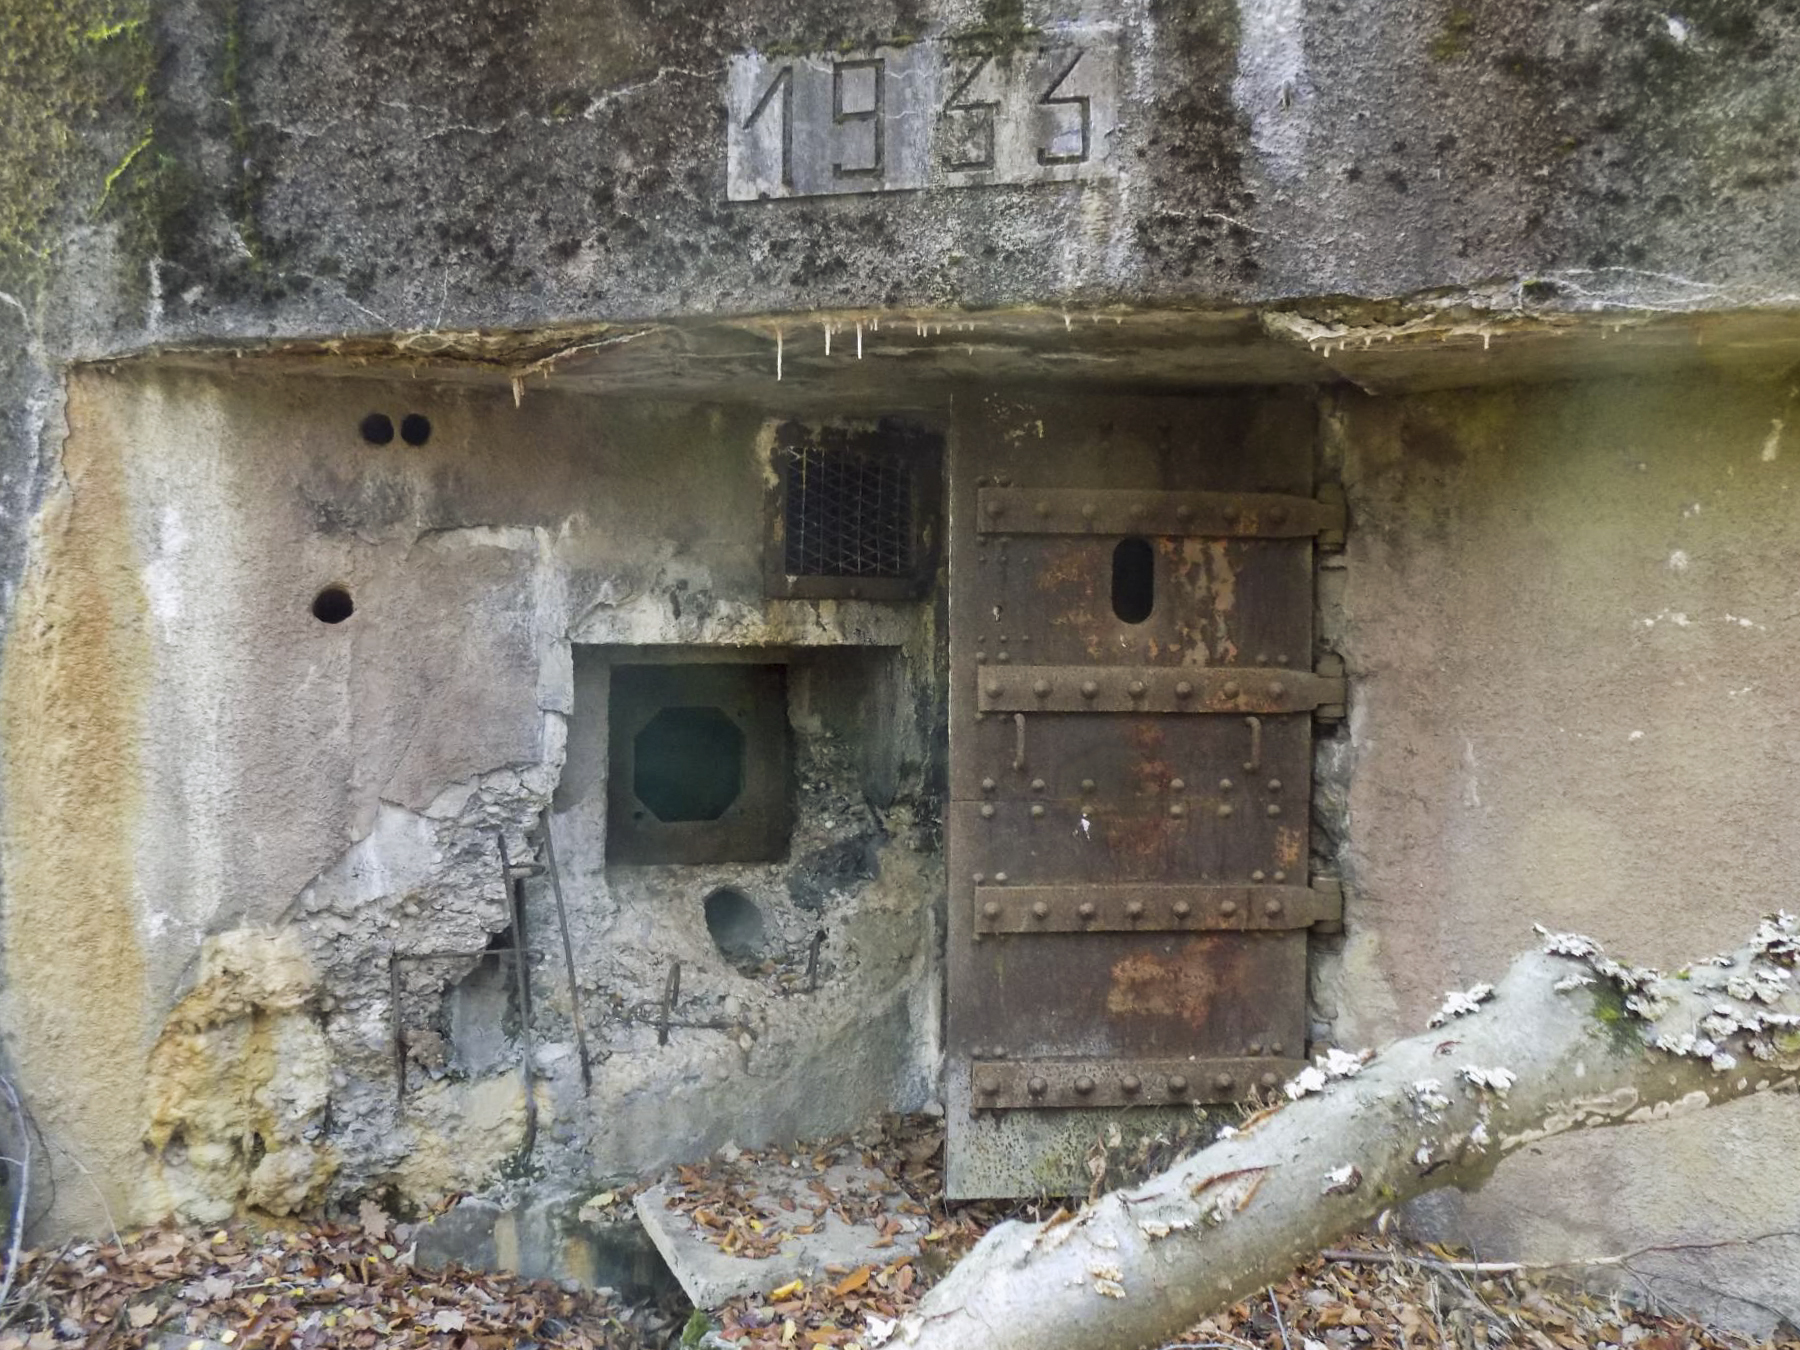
[4,0,1800,1329]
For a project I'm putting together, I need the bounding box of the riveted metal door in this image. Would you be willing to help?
[945,392,1345,1198]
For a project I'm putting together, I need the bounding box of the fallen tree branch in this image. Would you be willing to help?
[1266,1288,1290,1350]
[1319,1249,1526,1275]
[1321,1228,1800,1278]
[903,915,1800,1350]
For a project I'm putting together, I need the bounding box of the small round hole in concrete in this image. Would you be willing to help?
[312,586,355,624]
[704,887,766,964]
[360,413,395,445]
[400,413,432,446]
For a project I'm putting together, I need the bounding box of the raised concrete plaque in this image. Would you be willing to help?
[726,28,1120,201]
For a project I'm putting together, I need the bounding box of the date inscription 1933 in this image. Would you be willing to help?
[726,29,1120,201]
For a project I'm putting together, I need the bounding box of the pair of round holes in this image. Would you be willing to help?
[360,412,432,446]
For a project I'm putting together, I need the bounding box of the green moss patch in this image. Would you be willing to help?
[1429,7,1475,62]
[1589,981,1647,1055]
[0,0,153,290]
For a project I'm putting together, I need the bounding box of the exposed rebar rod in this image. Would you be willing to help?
[538,807,594,1089]
[658,961,681,1047]
[389,947,530,1107]
[495,830,538,1165]
[389,955,406,1107]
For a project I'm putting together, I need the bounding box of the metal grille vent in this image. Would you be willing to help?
[782,441,915,578]
[766,420,941,600]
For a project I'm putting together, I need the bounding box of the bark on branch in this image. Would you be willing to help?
[902,916,1800,1350]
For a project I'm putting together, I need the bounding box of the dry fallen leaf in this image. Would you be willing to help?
[831,1266,872,1297]
[358,1197,391,1241]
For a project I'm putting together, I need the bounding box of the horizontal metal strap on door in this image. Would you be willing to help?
[970,1056,1306,1110]
[975,487,1346,542]
[973,880,1342,935]
[978,664,1345,715]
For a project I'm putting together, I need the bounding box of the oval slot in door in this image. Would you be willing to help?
[1111,537,1155,623]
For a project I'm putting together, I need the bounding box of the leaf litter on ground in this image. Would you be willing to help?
[0,1210,669,1350]
[6,1115,1795,1350]
[660,1117,1800,1350]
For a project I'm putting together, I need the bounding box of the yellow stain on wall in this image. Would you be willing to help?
[1,374,151,1233]
[140,928,337,1224]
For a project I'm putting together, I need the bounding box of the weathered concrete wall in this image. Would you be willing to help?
[11,0,1800,346]
[5,0,1800,1327]
[1327,368,1800,1325]
[8,343,1800,1326]
[0,364,944,1234]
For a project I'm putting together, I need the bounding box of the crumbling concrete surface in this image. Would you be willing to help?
[142,928,336,1222]
[0,366,944,1241]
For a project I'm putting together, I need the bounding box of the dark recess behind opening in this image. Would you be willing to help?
[607,663,793,864]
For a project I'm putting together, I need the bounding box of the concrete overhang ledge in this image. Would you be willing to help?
[97,299,1800,405]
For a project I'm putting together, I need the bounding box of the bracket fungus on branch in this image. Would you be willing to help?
[898,913,1800,1350]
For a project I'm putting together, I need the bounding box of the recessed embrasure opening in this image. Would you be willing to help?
[1111,536,1155,624]
[400,413,432,446]
[311,586,355,624]
[359,413,395,445]
[704,886,767,962]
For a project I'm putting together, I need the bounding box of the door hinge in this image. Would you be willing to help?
[969,1055,1306,1110]
[976,487,1346,540]
[979,664,1346,715]
[974,879,1344,935]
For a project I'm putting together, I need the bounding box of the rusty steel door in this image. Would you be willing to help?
[945,393,1345,1198]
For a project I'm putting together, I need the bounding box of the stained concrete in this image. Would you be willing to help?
[1333,371,1800,1019]
[1329,368,1800,1328]
[414,1187,677,1296]
[5,0,1800,1329]
[11,0,1800,345]
[0,365,945,1237]
[1,380,154,1239]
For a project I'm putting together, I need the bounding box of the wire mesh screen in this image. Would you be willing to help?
[782,440,916,578]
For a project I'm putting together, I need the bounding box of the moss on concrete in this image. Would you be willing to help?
[0,0,153,292]
[1429,7,1475,62]
[1589,978,1649,1056]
